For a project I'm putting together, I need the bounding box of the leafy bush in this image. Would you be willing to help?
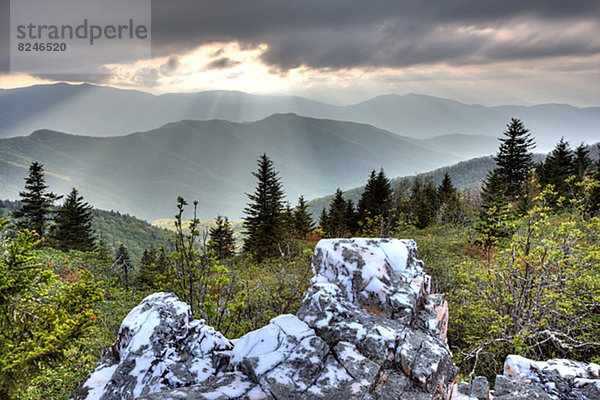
[0,219,103,400]
[448,180,600,380]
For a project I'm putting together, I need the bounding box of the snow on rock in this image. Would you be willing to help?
[72,239,458,400]
[450,376,489,400]
[298,238,458,399]
[457,355,600,400]
[71,293,233,400]
[310,238,428,318]
[498,355,600,400]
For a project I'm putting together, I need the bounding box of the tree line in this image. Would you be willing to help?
[8,117,600,268]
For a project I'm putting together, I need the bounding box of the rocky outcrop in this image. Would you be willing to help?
[71,238,458,400]
[70,292,233,400]
[499,355,600,400]
[452,355,600,400]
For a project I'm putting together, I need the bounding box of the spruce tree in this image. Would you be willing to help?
[494,118,535,200]
[292,196,314,237]
[437,173,461,223]
[357,169,392,225]
[537,138,574,201]
[281,202,295,239]
[345,199,358,235]
[12,162,61,237]
[48,188,96,252]
[476,169,511,249]
[589,155,600,215]
[243,154,285,260]
[319,208,329,232]
[409,177,439,229]
[136,246,158,288]
[573,143,592,179]
[208,215,236,260]
[437,173,456,204]
[323,189,351,237]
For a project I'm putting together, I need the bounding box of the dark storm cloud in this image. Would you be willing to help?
[204,57,241,70]
[160,56,180,75]
[150,0,600,70]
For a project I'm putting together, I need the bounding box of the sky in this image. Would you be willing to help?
[1,0,599,106]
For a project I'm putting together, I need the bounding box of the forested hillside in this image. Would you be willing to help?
[0,200,172,261]
[92,210,172,261]
[308,143,599,218]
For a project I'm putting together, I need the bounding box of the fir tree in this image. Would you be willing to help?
[357,169,392,225]
[292,196,314,238]
[208,215,236,260]
[319,208,328,232]
[589,155,600,215]
[410,177,439,229]
[476,169,511,250]
[136,246,158,288]
[345,199,358,235]
[494,118,535,200]
[573,143,592,179]
[243,154,285,260]
[537,138,574,202]
[0,220,102,399]
[323,189,352,237]
[437,173,461,223]
[12,162,61,237]
[437,173,457,205]
[281,202,295,238]
[48,188,96,252]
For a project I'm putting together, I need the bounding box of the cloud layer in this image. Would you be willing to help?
[150,0,600,71]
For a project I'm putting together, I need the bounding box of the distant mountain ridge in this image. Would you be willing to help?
[0,113,480,221]
[306,143,600,218]
[1,83,598,150]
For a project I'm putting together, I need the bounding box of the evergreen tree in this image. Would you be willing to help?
[589,155,600,215]
[537,138,574,202]
[243,154,285,260]
[282,202,295,238]
[357,169,392,226]
[437,173,457,204]
[345,199,358,235]
[0,220,102,399]
[494,118,535,200]
[323,189,352,237]
[319,208,329,232]
[12,162,61,237]
[476,169,511,250]
[292,196,314,237]
[573,143,592,179]
[208,215,236,260]
[48,188,96,252]
[410,177,439,229]
[136,245,158,288]
[114,244,132,286]
[437,173,461,223]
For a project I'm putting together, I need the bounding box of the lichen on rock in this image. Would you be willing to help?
[71,238,458,400]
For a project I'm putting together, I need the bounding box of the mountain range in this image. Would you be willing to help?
[306,143,600,218]
[1,113,498,221]
[1,83,598,150]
